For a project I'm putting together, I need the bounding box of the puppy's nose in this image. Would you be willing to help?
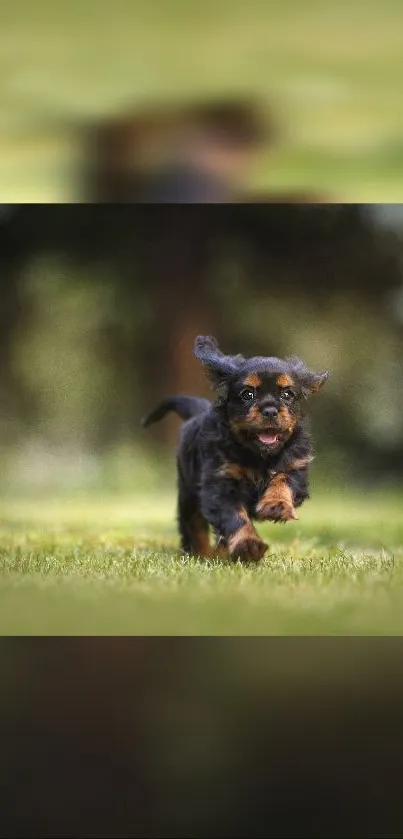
[261,405,278,420]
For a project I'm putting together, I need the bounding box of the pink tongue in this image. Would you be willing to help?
[258,432,278,445]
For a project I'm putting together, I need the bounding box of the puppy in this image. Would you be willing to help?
[142,336,329,562]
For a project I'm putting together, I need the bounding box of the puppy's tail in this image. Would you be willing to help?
[141,396,211,428]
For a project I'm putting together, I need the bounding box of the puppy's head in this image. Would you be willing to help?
[194,335,329,456]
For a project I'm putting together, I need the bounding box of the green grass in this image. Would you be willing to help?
[1,488,403,635]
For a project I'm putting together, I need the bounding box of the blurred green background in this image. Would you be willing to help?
[1,0,403,201]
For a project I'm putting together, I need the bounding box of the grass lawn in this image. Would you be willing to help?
[0,487,402,635]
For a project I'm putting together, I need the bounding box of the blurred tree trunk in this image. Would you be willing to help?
[139,210,213,445]
[0,219,37,439]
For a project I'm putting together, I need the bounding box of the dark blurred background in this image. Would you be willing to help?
[0,203,403,495]
[2,637,403,838]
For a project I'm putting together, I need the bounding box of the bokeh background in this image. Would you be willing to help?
[0,202,403,497]
[1,0,403,202]
[3,637,403,838]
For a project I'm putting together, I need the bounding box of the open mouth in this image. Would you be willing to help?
[257,430,279,446]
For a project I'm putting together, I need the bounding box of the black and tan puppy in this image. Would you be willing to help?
[142,336,329,562]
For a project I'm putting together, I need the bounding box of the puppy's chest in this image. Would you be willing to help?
[225,464,276,507]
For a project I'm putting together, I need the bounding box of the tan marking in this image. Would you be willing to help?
[235,402,297,436]
[188,512,211,557]
[247,403,261,423]
[229,521,257,551]
[256,473,296,522]
[277,374,294,388]
[218,463,260,484]
[218,463,246,481]
[227,507,267,561]
[230,407,263,434]
[244,373,262,387]
[278,405,297,434]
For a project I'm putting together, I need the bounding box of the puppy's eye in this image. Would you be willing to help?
[282,388,295,401]
[240,388,256,402]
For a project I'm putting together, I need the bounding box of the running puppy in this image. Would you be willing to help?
[142,336,329,562]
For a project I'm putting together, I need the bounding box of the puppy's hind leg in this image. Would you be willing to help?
[177,482,211,558]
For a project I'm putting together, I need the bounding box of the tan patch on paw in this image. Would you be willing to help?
[229,534,268,562]
[228,511,267,561]
[256,474,297,523]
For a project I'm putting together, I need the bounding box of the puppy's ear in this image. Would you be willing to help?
[287,357,330,397]
[194,335,241,390]
[308,370,330,394]
[194,335,223,358]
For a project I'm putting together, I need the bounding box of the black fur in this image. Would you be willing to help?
[142,335,329,562]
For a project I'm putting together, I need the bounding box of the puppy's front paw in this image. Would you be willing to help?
[256,499,297,523]
[229,536,268,562]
